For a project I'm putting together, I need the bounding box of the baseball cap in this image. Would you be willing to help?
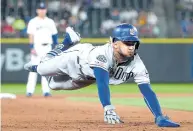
[37,2,46,9]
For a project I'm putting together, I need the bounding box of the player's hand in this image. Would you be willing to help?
[104,105,124,124]
[31,49,37,56]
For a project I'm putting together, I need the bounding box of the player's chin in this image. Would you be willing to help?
[127,53,134,57]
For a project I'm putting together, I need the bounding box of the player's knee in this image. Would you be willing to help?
[47,77,65,90]
[47,81,60,90]
[48,80,79,90]
[48,84,59,90]
[48,82,72,90]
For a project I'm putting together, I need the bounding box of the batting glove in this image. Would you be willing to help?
[104,105,124,124]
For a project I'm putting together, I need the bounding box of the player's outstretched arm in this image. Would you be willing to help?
[138,83,180,127]
[93,67,124,124]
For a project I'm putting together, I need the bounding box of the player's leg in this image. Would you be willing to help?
[47,75,94,90]
[26,54,40,97]
[24,48,75,76]
[26,72,38,97]
[46,27,80,57]
[36,42,52,97]
[41,76,51,97]
[37,54,66,76]
[47,75,79,90]
[24,27,80,73]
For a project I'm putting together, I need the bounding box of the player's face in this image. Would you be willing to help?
[118,41,135,56]
[36,9,47,17]
[113,41,136,62]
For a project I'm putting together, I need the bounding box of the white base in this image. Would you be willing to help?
[0,93,17,99]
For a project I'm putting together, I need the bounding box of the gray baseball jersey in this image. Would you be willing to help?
[38,43,150,88]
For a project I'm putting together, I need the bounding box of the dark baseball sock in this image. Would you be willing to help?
[31,65,38,72]
[62,33,73,46]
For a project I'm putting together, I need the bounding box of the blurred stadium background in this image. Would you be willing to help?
[1,0,193,89]
[1,0,193,38]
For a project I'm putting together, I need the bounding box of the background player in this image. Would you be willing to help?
[26,2,58,97]
[24,24,180,127]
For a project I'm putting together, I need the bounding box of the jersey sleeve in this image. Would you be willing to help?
[27,20,35,35]
[88,48,110,72]
[133,58,150,85]
[50,19,58,34]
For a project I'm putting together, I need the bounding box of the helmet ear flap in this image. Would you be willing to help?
[134,42,140,55]
[112,38,116,43]
[135,42,140,49]
[112,38,119,43]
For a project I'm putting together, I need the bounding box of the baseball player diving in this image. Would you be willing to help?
[26,2,58,97]
[24,24,180,127]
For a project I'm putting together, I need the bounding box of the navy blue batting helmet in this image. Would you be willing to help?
[112,23,140,49]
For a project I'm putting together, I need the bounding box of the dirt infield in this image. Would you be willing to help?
[2,95,193,131]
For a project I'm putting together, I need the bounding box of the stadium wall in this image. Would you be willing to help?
[1,38,193,83]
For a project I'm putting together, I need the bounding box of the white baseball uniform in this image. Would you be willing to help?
[37,43,150,90]
[26,16,58,95]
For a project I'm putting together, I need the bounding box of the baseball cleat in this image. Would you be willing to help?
[66,27,81,43]
[155,115,180,127]
[47,26,81,57]
[62,27,81,45]
[43,92,52,97]
[26,93,33,97]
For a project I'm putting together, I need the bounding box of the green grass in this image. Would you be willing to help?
[67,97,193,111]
[1,83,193,94]
[1,83,192,111]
